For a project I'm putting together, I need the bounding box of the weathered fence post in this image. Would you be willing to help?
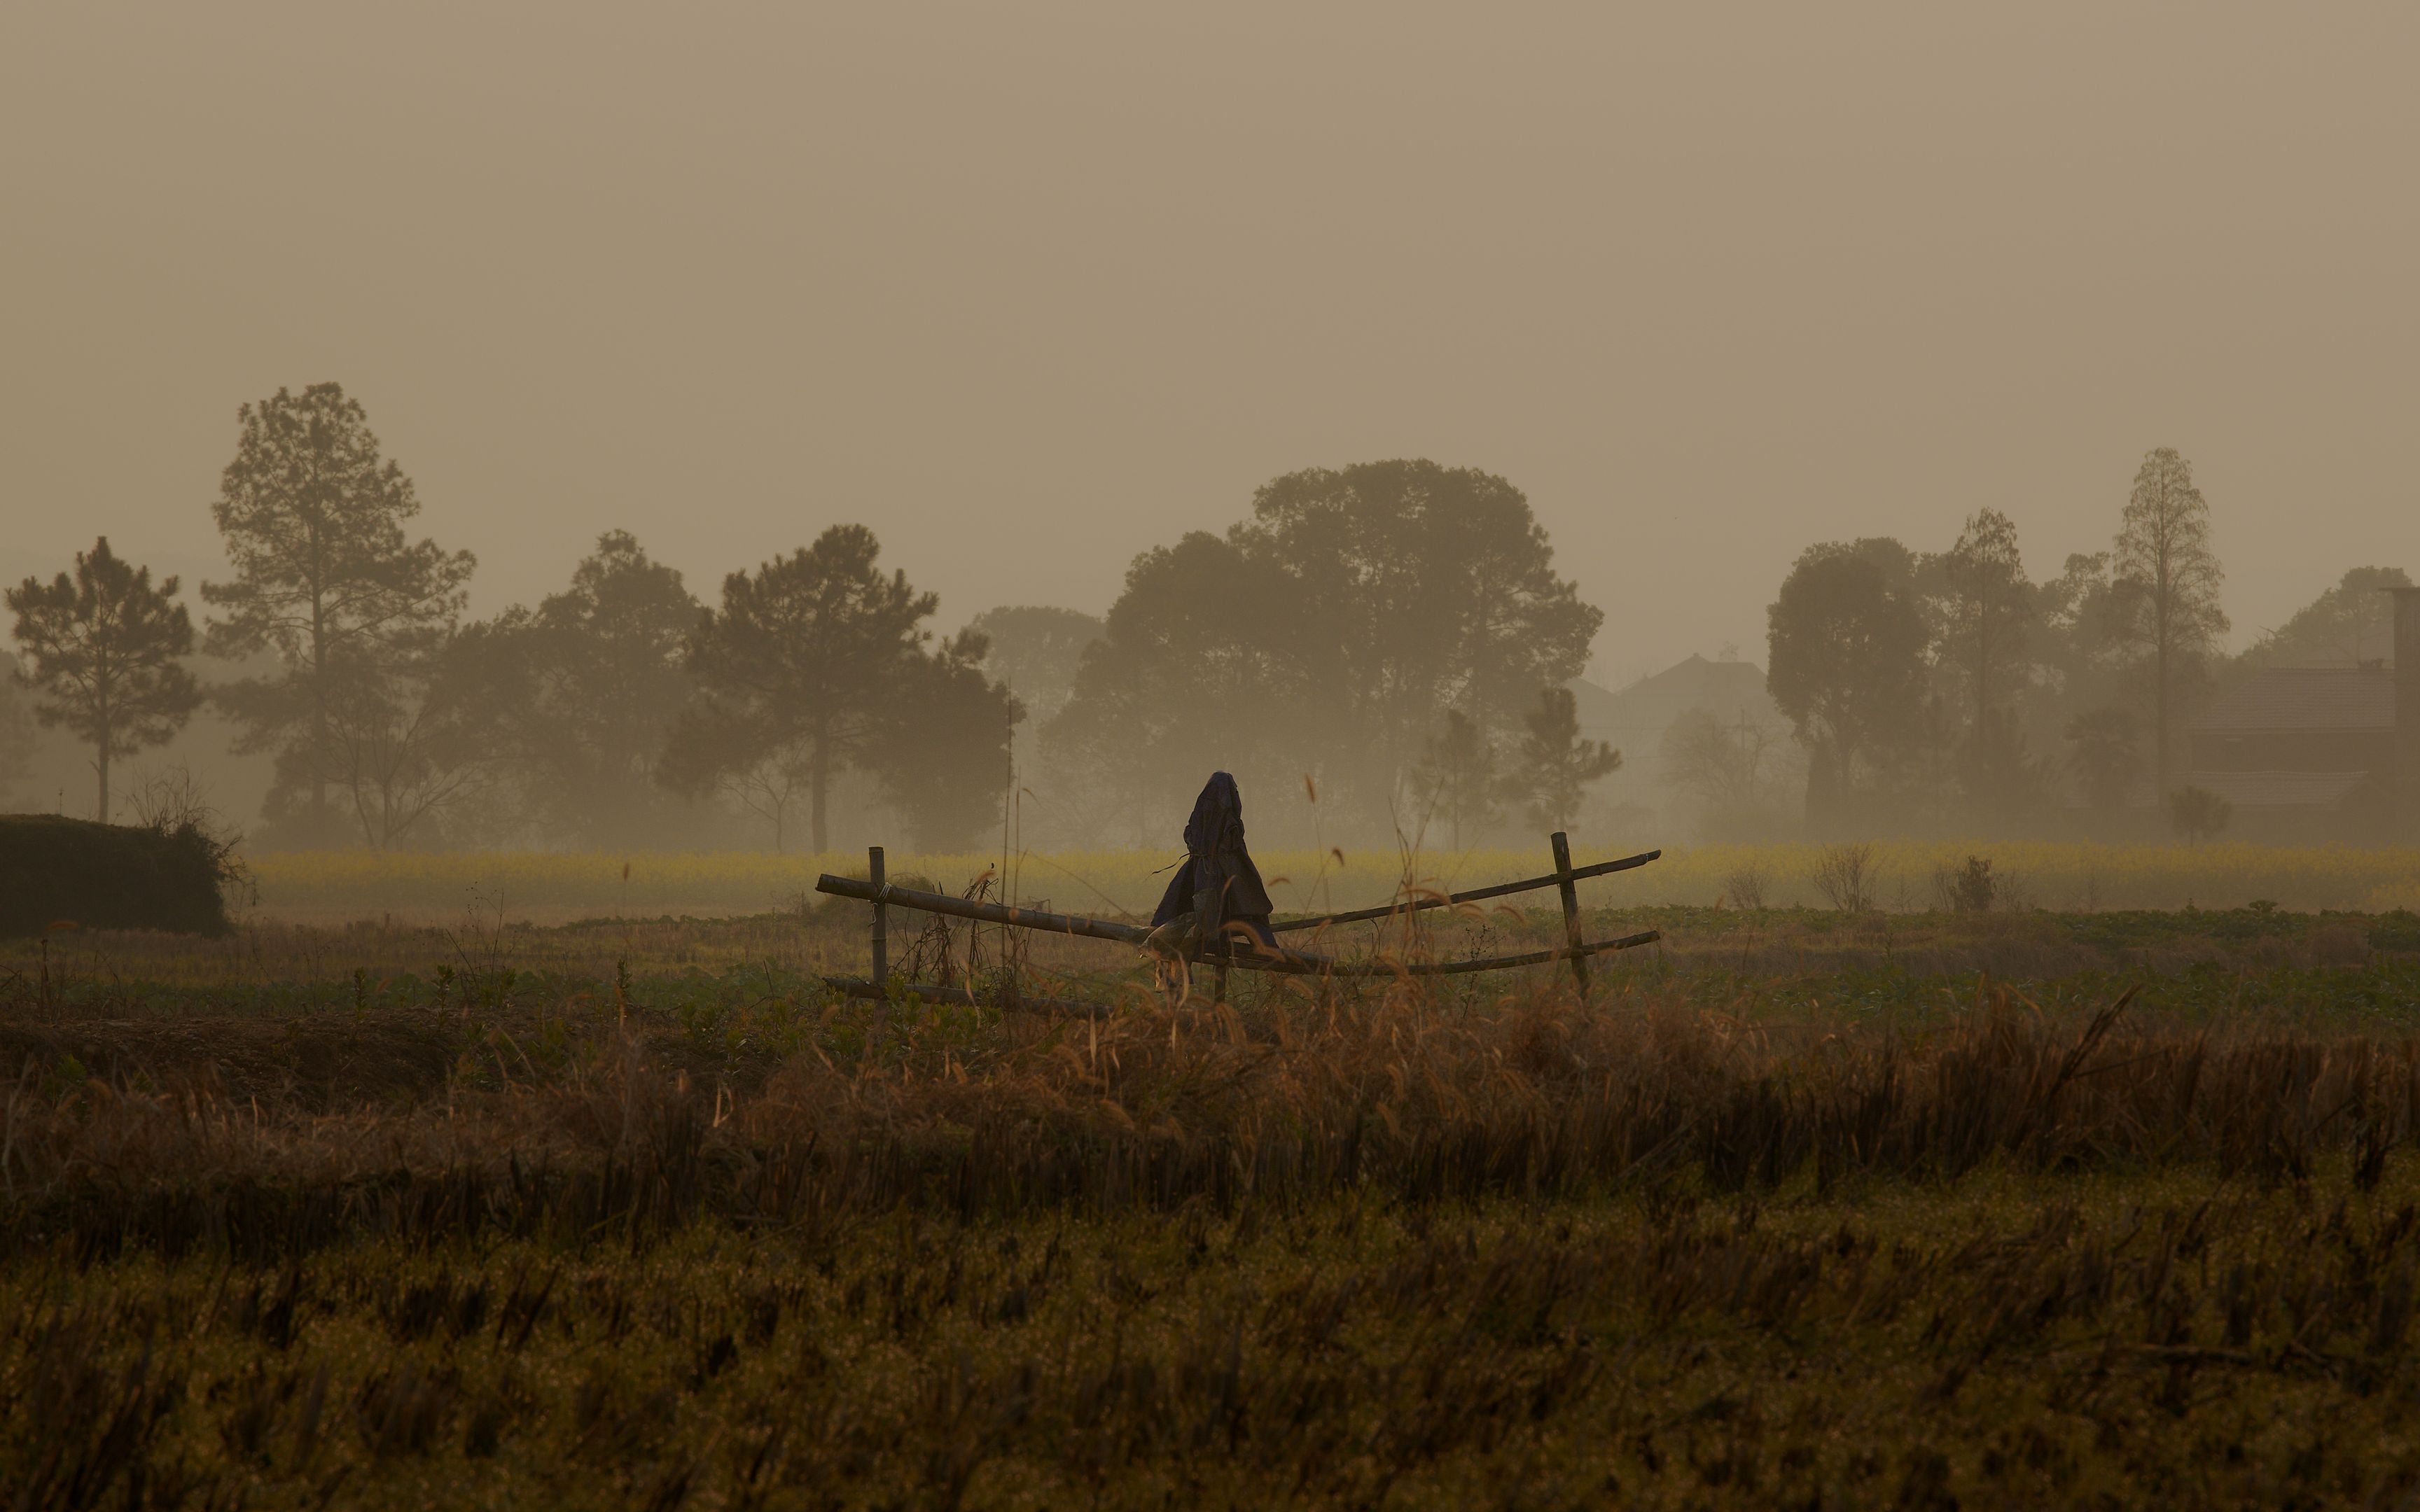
[1550,831,1589,996]
[869,846,887,985]
[814,848,1664,985]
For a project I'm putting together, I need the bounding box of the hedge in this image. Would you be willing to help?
[0,815,233,937]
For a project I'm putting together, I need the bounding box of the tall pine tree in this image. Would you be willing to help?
[2111,447,2227,795]
[202,384,473,845]
[6,537,200,820]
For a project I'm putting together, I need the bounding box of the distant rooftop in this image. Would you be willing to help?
[1572,653,1775,725]
[2174,769,2376,809]
[2190,665,2395,734]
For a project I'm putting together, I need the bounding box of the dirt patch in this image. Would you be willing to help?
[0,1012,457,1109]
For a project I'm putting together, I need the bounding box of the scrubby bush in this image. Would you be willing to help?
[0,814,238,936]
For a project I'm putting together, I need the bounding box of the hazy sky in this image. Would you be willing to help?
[4,3,2413,687]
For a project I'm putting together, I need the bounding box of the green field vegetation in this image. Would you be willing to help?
[6,905,2420,1506]
[239,841,2420,922]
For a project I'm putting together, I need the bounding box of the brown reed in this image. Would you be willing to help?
[7,978,2416,1263]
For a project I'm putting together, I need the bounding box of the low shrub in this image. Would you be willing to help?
[0,814,236,937]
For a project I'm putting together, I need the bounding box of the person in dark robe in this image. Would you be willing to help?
[1144,771,1277,972]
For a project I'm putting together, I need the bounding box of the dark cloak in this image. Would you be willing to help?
[1150,771,1277,946]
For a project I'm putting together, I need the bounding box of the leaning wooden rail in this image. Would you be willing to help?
[814,863,1661,981]
[815,874,1152,944]
[1268,847,1662,932]
[813,848,1661,946]
[1237,930,1660,976]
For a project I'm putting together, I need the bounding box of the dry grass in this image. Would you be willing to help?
[7,970,2420,1254]
[7,911,2420,1505]
[8,891,2413,1006]
[16,1167,2420,1508]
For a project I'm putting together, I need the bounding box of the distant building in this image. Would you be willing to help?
[2180,588,2419,842]
[1569,654,1780,750]
[1566,653,1793,839]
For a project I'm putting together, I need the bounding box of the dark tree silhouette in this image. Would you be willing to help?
[2064,705,2141,818]
[1935,508,2036,735]
[1410,709,1502,850]
[660,524,1010,853]
[202,383,473,845]
[1242,461,1601,814]
[1660,706,1789,834]
[2111,447,2227,796]
[1042,531,1312,845]
[0,657,36,805]
[1765,541,1931,830]
[2241,566,2412,668]
[2169,783,2231,846]
[1047,460,1601,836]
[1936,513,2054,825]
[6,537,200,820]
[966,606,1102,728]
[447,531,702,847]
[872,634,1023,853]
[1505,687,1621,834]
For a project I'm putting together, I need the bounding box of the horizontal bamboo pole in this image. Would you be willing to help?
[814,875,1153,944]
[1232,929,1661,976]
[815,872,1660,982]
[1269,847,1662,932]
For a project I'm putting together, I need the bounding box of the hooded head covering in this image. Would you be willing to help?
[1151,771,1276,940]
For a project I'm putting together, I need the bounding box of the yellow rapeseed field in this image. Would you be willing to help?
[245,839,2420,920]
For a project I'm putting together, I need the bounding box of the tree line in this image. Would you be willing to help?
[1761,445,2408,839]
[5,393,1619,853]
[4,384,1013,852]
[1031,460,1614,847]
[9,393,2399,853]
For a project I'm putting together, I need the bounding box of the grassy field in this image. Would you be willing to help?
[239,840,2420,923]
[6,902,2420,1506]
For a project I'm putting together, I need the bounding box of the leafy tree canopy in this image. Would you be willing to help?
[445,531,702,848]
[874,635,1023,853]
[1765,540,1931,826]
[1242,461,1601,804]
[966,606,1102,728]
[1043,530,1317,843]
[660,524,1015,853]
[1932,507,2037,724]
[1048,461,1600,836]
[2242,565,2412,668]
